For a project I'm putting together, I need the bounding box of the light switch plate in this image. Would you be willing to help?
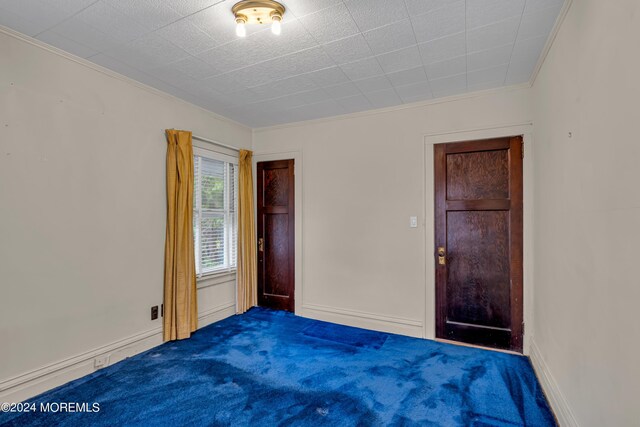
[410,216,418,228]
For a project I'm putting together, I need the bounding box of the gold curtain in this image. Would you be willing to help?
[237,149,257,313]
[163,129,197,341]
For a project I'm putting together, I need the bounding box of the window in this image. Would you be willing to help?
[193,148,238,276]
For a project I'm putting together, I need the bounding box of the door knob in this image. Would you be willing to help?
[258,238,264,252]
[437,247,446,265]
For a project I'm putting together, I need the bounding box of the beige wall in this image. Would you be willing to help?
[253,86,534,339]
[531,0,640,425]
[0,31,251,384]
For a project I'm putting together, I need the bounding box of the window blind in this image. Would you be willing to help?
[193,149,238,277]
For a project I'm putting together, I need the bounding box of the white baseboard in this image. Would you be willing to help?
[301,303,423,338]
[0,302,235,404]
[529,339,579,427]
[197,302,236,329]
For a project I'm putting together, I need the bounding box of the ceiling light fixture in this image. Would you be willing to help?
[232,0,285,37]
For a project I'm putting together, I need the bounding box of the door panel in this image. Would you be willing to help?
[447,211,510,328]
[435,137,523,352]
[257,160,295,312]
[446,150,509,200]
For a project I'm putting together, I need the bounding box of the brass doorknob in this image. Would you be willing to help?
[258,238,264,252]
[437,247,446,265]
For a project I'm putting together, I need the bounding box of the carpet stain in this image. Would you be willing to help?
[0,307,556,426]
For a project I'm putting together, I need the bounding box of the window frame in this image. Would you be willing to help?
[192,146,238,279]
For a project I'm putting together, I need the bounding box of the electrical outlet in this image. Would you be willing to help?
[151,305,158,320]
[94,355,109,369]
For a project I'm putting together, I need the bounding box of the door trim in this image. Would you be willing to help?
[253,150,303,314]
[424,123,534,354]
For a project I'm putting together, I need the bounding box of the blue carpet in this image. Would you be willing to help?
[0,308,556,426]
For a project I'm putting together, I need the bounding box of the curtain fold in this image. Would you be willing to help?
[163,129,197,341]
[237,149,257,313]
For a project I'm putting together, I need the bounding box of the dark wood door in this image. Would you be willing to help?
[434,137,523,352]
[257,160,295,312]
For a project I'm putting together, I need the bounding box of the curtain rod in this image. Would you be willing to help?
[192,134,240,152]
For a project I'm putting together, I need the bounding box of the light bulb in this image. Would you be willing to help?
[271,18,281,35]
[235,21,246,37]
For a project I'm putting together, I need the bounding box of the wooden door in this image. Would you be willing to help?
[257,160,295,312]
[434,137,523,352]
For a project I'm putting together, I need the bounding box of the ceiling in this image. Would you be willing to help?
[0,0,564,127]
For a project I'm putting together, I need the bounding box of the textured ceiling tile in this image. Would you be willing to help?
[467,64,508,86]
[517,5,562,41]
[411,1,465,43]
[102,0,183,30]
[362,19,417,56]
[277,88,332,109]
[36,30,98,58]
[467,16,520,53]
[428,73,467,97]
[467,43,513,72]
[386,66,428,87]
[425,55,466,80]
[105,33,190,71]
[37,0,98,14]
[146,64,194,86]
[524,0,565,14]
[249,75,318,100]
[337,94,372,112]
[170,0,221,15]
[0,7,48,36]
[284,0,344,18]
[511,34,547,63]
[299,3,360,44]
[364,88,402,108]
[278,46,335,75]
[48,18,123,53]
[505,56,538,84]
[0,0,74,35]
[343,0,409,32]
[220,88,260,105]
[394,80,432,102]
[323,34,373,65]
[305,66,351,86]
[418,32,465,64]
[404,0,453,16]
[227,63,278,87]
[376,45,422,74]
[165,56,221,80]
[353,75,392,93]
[76,1,151,43]
[197,72,249,94]
[466,0,525,30]
[323,82,362,99]
[153,19,219,55]
[198,41,266,73]
[340,57,384,80]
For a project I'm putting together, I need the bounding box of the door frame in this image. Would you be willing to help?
[253,150,303,314]
[424,123,534,354]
